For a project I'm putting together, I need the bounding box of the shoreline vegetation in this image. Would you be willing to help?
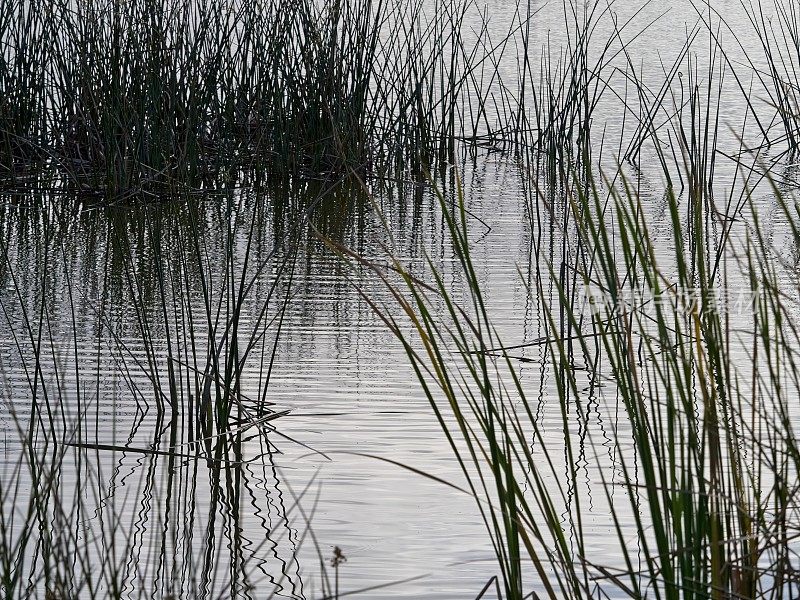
[2,0,800,598]
[0,0,526,197]
[0,0,661,199]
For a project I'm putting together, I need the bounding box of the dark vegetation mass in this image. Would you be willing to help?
[0,0,529,197]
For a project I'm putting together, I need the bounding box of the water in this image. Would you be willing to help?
[0,165,524,598]
[2,0,800,598]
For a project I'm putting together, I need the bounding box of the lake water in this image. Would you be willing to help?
[1,0,799,598]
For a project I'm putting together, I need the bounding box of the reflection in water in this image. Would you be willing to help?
[0,185,312,598]
[2,140,796,597]
[0,158,537,598]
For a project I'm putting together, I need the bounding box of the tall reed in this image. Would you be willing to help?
[347,160,800,598]
[0,192,311,598]
[0,0,532,197]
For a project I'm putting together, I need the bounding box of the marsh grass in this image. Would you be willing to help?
[0,0,673,198]
[713,0,800,153]
[0,0,536,198]
[6,0,800,598]
[332,20,800,589]
[340,153,800,598]
[0,0,49,174]
[0,192,324,598]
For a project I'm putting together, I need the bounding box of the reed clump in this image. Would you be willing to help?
[354,167,800,598]
[7,0,800,597]
[0,192,311,599]
[0,0,48,174]
[0,0,526,198]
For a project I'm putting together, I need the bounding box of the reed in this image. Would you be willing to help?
[352,160,800,598]
[0,193,314,598]
[5,0,800,597]
[0,0,49,175]
[0,0,532,198]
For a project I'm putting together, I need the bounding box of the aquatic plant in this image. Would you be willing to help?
[0,0,531,198]
[0,193,311,599]
[349,158,800,598]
